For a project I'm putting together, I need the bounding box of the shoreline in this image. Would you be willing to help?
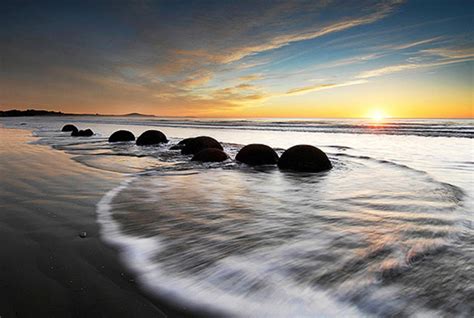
[0,127,208,317]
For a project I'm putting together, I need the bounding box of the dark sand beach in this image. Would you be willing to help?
[0,127,201,317]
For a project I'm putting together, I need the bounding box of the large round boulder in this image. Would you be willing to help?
[71,129,93,137]
[136,130,168,146]
[192,148,229,162]
[278,145,332,172]
[170,138,194,150]
[108,130,135,142]
[170,137,195,150]
[236,144,279,166]
[62,124,78,133]
[181,136,223,155]
[178,137,195,145]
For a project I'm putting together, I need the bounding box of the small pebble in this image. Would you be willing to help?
[79,232,87,238]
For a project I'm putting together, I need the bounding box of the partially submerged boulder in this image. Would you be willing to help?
[62,124,78,133]
[170,137,195,150]
[108,130,135,142]
[178,138,195,145]
[136,130,168,146]
[236,144,279,166]
[278,145,332,172]
[71,129,93,137]
[181,136,223,155]
[192,148,229,162]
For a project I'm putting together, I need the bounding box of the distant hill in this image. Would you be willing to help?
[0,109,66,117]
[121,113,155,117]
[0,109,158,117]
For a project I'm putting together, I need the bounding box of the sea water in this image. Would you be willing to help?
[2,116,472,317]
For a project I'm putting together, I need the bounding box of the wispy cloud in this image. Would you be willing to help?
[138,0,405,106]
[356,64,421,79]
[179,71,214,87]
[420,47,474,59]
[175,1,404,66]
[381,36,443,51]
[238,74,263,82]
[211,83,268,104]
[357,45,474,79]
[285,80,367,96]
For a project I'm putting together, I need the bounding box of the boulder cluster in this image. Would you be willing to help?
[169,135,332,172]
[62,124,94,137]
[60,126,333,172]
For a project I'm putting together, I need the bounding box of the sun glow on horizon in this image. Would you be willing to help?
[368,109,388,122]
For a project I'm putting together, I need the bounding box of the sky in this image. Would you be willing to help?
[1,0,473,118]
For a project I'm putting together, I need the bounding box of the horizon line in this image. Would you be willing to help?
[1,108,473,120]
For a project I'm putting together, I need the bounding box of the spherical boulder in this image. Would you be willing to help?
[136,130,168,146]
[178,137,195,145]
[236,144,279,166]
[181,136,223,155]
[62,124,78,133]
[71,129,93,137]
[170,137,195,150]
[192,148,229,162]
[278,145,332,172]
[108,130,135,142]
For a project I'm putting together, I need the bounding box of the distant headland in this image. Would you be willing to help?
[0,109,158,117]
[0,109,66,117]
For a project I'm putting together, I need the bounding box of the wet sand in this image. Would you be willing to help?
[0,127,199,317]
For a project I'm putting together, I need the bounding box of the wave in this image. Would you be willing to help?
[19,117,474,138]
[97,177,367,317]
[94,149,470,317]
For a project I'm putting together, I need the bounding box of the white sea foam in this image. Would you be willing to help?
[96,177,367,317]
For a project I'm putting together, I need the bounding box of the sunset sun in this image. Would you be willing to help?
[369,109,387,122]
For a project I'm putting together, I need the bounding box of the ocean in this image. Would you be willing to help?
[1,116,473,317]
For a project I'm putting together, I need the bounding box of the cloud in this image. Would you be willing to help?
[127,0,405,108]
[357,47,474,79]
[211,83,268,104]
[380,37,443,51]
[285,80,367,96]
[282,42,473,98]
[238,74,263,82]
[420,47,474,59]
[179,71,214,87]
[173,1,404,66]
[256,53,382,82]
[356,58,473,79]
[2,0,437,115]
[356,64,421,79]
[148,0,404,92]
